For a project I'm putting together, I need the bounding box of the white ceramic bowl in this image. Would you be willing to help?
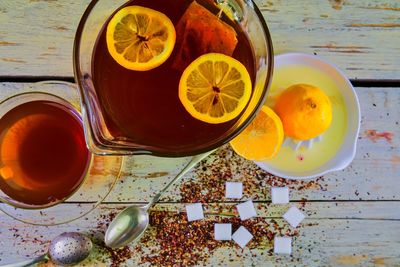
[255,53,360,180]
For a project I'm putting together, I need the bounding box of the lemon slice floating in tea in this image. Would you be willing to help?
[179,53,252,124]
[230,106,284,160]
[106,6,176,71]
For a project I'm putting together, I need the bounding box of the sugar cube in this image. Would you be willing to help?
[271,187,289,204]
[214,223,232,240]
[225,182,243,199]
[283,206,305,228]
[236,200,257,221]
[274,236,292,254]
[232,226,253,248]
[185,203,204,222]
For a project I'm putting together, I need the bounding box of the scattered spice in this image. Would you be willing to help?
[5,227,49,258]
[179,145,327,203]
[135,210,299,266]
[87,209,133,267]
[5,146,328,265]
[92,239,132,267]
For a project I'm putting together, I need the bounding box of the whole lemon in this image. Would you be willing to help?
[274,84,332,140]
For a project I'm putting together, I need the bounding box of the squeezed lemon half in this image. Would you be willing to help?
[230,106,284,160]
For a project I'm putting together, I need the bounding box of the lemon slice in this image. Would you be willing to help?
[106,6,176,71]
[179,53,252,124]
[230,106,284,160]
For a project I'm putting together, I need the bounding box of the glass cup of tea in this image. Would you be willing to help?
[0,85,123,225]
[74,0,273,156]
[0,92,91,209]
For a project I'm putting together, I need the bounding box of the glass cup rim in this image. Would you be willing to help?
[0,91,94,210]
[73,0,274,157]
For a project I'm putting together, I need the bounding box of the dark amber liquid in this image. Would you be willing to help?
[0,101,90,206]
[92,0,255,152]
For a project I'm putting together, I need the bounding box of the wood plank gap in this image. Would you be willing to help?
[64,200,400,205]
[302,218,400,221]
[0,77,400,88]
[0,76,75,83]
[350,79,400,87]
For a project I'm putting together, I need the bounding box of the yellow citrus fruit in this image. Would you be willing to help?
[179,53,252,124]
[274,84,333,140]
[106,6,176,71]
[230,106,284,160]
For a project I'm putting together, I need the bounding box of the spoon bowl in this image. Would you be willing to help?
[105,206,149,248]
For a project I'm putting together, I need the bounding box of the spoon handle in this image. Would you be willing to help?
[0,254,48,267]
[146,150,216,209]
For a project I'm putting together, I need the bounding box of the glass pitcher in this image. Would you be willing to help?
[73,0,273,156]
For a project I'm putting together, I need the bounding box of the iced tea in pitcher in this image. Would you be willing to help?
[90,0,259,154]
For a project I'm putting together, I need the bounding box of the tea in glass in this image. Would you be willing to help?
[0,97,91,207]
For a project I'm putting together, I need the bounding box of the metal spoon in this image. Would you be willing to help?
[105,150,214,249]
[2,232,92,267]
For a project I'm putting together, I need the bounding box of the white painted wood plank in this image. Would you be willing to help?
[106,87,400,202]
[0,82,399,202]
[0,203,399,266]
[0,0,91,77]
[0,0,399,79]
[2,201,399,228]
[260,0,400,80]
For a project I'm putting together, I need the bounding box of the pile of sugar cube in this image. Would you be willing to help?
[185,182,306,254]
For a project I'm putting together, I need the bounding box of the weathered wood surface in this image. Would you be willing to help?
[1,203,399,266]
[0,82,398,204]
[1,0,400,265]
[0,0,399,79]
[0,82,399,264]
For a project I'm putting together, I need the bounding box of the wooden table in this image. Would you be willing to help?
[1,0,399,266]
